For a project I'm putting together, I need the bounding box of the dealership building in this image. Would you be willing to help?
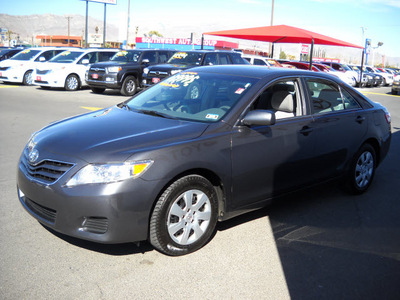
[135,37,239,51]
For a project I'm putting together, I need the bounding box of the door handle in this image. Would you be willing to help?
[299,126,313,136]
[356,116,366,124]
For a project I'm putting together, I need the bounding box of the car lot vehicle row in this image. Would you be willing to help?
[86,49,176,96]
[17,65,391,256]
[0,47,74,85]
[141,50,250,87]
[33,48,118,91]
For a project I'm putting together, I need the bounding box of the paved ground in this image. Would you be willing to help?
[0,83,399,300]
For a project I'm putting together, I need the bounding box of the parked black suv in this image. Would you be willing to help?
[142,50,249,87]
[86,49,175,96]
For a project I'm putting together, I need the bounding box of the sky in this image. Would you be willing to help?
[1,0,399,59]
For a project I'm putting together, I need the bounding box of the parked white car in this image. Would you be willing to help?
[242,54,282,67]
[32,48,118,91]
[0,47,68,85]
[364,66,394,86]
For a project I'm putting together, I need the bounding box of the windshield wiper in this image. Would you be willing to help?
[118,102,131,111]
[136,109,177,119]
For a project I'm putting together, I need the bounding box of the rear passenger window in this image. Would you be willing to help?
[158,51,169,63]
[254,59,266,66]
[341,88,361,110]
[142,51,157,63]
[218,53,231,65]
[204,53,218,65]
[229,54,245,64]
[307,79,359,114]
[99,52,115,62]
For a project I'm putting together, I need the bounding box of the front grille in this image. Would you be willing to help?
[34,80,49,84]
[20,153,74,184]
[24,197,57,224]
[90,67,106,72]
[0,67,9,71]
[36,70,50,75]
[149,71,169,77]
[82,217,108,234]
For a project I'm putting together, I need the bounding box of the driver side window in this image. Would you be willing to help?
[251,79,302,119]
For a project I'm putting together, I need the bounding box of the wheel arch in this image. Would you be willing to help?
[66,72,82,83]
[362,137,381,166]
[121,71,139,83]
[148,168,226,229]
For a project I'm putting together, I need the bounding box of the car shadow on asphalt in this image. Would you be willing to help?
[41,225,155,255]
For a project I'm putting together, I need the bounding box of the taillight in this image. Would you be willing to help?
[384,111,391,124]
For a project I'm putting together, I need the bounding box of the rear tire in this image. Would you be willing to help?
[347,143,376,194]
[120,76,137,96]
[149,175,218,256]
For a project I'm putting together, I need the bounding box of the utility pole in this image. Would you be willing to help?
[126,0,130,48]
[269,0,275,58]
[66,16,72,46]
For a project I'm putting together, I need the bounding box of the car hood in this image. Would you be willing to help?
[35,62,73,72]
[90,61,135,68]
[149,64,193,72]
[32,106,208,163]
[0,59,35,68]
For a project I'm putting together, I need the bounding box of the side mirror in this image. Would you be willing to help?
[81,59,90,64]
[39,57,46,62]
[242,110,276,126]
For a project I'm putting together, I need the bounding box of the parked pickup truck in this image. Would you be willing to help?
[86,49,175,96]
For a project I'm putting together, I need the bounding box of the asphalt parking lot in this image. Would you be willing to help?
[1,83,399,299]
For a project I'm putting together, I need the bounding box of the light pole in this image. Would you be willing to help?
[66,16,72,46]
[372,42,383,67]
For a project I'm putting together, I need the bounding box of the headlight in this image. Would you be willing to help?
[171,69,182,75]
[66,160,153,186]
[143,67,149,74]
[106,66,121,73]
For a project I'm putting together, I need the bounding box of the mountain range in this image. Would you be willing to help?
[1,13,399,67]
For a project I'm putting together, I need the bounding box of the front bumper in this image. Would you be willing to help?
[0,68,24,83]
[33,71,66,88]
[17,150,165,244]
[86,72,121,89]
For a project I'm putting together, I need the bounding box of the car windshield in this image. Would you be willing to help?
[340,64,351,71]
[167,52,204,66]
[111,50,142,62]
[125,71,257,123]
[50,51,83,63]
[10,49,41,61]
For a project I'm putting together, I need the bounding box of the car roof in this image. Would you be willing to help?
[187,64,335,80]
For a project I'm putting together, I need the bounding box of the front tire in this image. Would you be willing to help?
[65,74,80,91]
[347,143,376,194]
[149,175,218,256]
[120,75,137,96]
[23,70,33,85]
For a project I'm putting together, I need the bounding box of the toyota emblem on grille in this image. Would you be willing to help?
[28,148,39,164]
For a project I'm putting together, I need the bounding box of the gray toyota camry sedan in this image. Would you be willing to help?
[17,65,391,256]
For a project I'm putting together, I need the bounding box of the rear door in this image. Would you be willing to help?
[305,77,368,178]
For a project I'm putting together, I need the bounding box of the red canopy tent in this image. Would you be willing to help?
[203,25,363,69]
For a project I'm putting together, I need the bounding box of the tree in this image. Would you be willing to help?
[148,31,163,37]
[279,50,287,59]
